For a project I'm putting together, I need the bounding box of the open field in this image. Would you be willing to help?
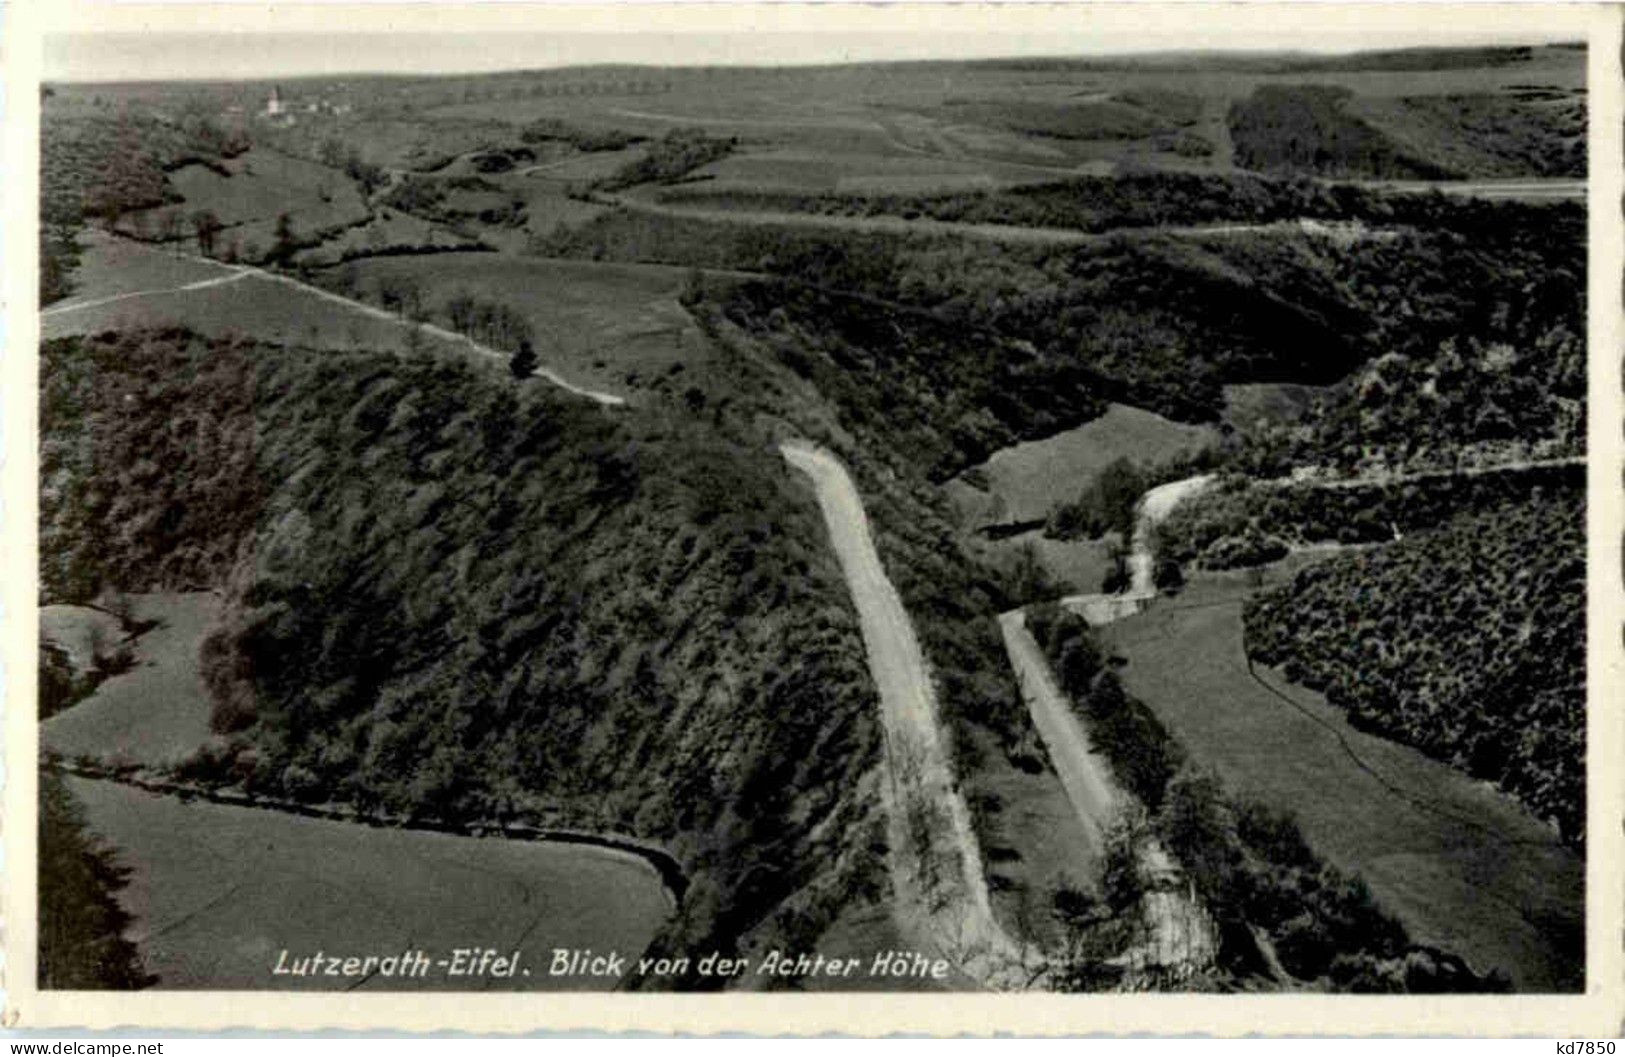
[343,253,710,398]
[400,44,1583,181]
[176,149,362,223]
[43,593,221,769]
[41,261,462,357]
[64,775,672,990]
[50,234,229,306]
[949,403,1221,529]
[514,188,612,235]
[41,234,528,371]
[681,149,1063,196]
[119,148,369,251]
[1096,576,1583,991]
[959,727,1102,952]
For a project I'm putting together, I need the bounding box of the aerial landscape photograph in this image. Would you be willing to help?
[32,7,1589,1002]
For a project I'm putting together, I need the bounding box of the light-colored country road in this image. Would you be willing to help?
[998,609,1217,980]
[787,440,1219,985]
[1270,455,1584,491]
[613,195,1369,249]
[1347,178,1586,201]
[1059,475,1214,625]
[41,272,251,317]
[997,610,1120,861]
[780,441,1035,988]
[45,236,625,407]
[616,195,1108,247]
[245,267,626,406]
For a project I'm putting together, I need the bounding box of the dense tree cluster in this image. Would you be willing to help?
[38,770,153,989]
[1025,604,1509,992]
[40,329,889,970]
[1237,335,1584,481]
[520,118,644,153]
[660,169,1579,242]
[692,279,1110,481]
[382,175,526,228]
[593,129,736,192]
[42,107,249,226]
[1244,493,1584,847]
[941,97,1174,141]
[1229,84,1457,179]
[40,332,263,600]
[1228,82,1585,181]
[441,289,536,352]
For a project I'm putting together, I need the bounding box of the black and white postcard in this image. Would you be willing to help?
[5,0,1621,1036]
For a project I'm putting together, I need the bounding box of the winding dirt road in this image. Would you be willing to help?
[780,441,1034,988]
[997,611,1120,861]
[1059,474,1214,624]
[42,272,252,316]
[998,607,1217,980]
[784,441,1221,985]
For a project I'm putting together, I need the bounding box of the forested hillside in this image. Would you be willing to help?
[39,329,893,974]
[547,194,1582,484]
[1244,494,1584,847]
[656,170,1548,235]
[1154,463,1582,569]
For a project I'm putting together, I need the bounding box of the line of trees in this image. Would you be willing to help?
[442,288,535,353]
[1024,603,1511,992]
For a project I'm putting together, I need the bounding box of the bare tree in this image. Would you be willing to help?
[192,209,222,257]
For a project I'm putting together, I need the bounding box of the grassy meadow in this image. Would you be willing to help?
[42,594,221,770]
[63,776,673,990]
[339,253,709,398]
[951,403,1221,528]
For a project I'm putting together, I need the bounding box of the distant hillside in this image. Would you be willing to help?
[1229,84,1458,179]
[545,195,1581,479]
[1228,82,1584,179]
[39,328,892,977]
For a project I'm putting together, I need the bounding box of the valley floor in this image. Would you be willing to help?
[63,774,672,990]
[1095,574,1583,992]
[41,592,674,990]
